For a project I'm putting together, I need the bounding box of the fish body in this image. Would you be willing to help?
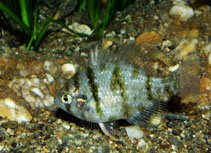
[54,46,180,128]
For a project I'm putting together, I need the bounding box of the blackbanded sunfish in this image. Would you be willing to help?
[54,45,199,140]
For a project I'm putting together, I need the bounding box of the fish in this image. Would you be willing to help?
[54,45,199,140]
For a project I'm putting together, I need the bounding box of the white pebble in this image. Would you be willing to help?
[43,95,54,107]
[31,87,44,99]
[137,139,146,148]
[31,78,40,86]
[168,64,180,72]
[62,122,71,130]
[174,39,198,60]
[61,63,76,74]
[43,60,52,72]
[169,4,194,21]
[19,69,29,77]
[45,73,54,83]
[64,22,92,36]
[125,125,144,139]
[5,98,16,108]
[24,94,36,103]
[203,42,211,56]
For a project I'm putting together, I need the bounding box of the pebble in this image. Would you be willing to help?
[64,22,92,36]
[169,4,194,21]
[104,40,113,49]
[9,77,54,108]
[177,29,200,38]
[45,73,54,83]
[105,31,116,38]
[31,87,44,99]
[203,42,211,56]
[202,42,211,65]
[200,78,211,91]
[125,125,144,139]
[61,63,76,75]
[137,139,146,149]
[43,95,54,107]
[43,60,57,74]
[174,39,198,60]
[135,31,162,44]
[0,97,32,122]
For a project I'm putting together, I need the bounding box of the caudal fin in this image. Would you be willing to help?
[177,56,201,103]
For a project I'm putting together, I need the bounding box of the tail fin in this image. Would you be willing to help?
[177,56,201,103]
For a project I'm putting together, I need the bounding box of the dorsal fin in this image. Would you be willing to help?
[89,44,174,77]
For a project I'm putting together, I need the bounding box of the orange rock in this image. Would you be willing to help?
[135,31,162,44]
[48,83,57,95]
[176,29,200,38]
[200,77,211,92]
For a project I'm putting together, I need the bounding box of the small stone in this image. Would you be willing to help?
[203,42,211,56]
[125,125,144,139]
[31,87,44,99]
[61,63,76,75]
[64,22,92,36]
[19,69,29,77]
[169,4,194,21]
[177,29,200,38]
[202,111,210,120]
[104,40,113,49]
[45,73,54,83]
[137,139,146,149]
[168,64,180,72]
[43,60,52,72]
[200,78,211,91]
[105,31,116,38]
[135,31,162,45]
[174,39,198,60]
[43,95,54,107]
[0,97,32,123]
[62,122,71,130]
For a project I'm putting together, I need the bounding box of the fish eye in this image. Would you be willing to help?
[61,94,72,104]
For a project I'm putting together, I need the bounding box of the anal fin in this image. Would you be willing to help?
[127,101,166,127]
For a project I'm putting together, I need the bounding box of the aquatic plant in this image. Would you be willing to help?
[77,0,135,38]
[0,0,134,50]
[0,0,89,50]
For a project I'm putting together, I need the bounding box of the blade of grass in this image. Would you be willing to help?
[77,0,87,12]
[19,0,30,27]
[0,1,32,35]
[32,18,91,50]
[88,0,101,30]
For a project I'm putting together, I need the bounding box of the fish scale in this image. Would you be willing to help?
[54,46,183,139]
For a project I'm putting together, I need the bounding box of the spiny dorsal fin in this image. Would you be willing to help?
[89,45,174,77]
